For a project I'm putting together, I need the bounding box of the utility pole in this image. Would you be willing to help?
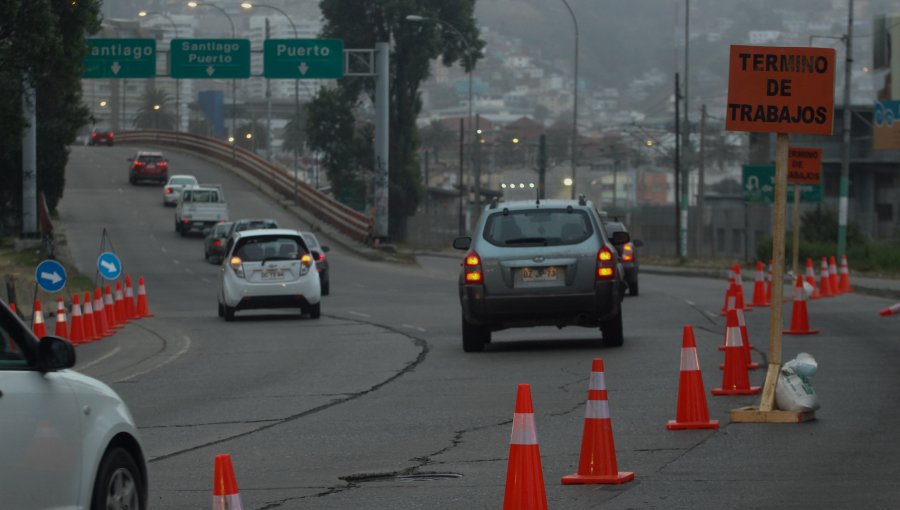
[538,133,547,199]
[838,0,854,258]
[373,41,390,241]
[21,80,37,237]
[674,72,682,258]
[474,113,481,218]
[698,104,707,257]
[680,0,691,259]
[458,118,465,236]
[265,18,272,161]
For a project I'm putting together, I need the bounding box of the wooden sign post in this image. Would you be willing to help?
[724,45,835,423]
[788,147,823,275]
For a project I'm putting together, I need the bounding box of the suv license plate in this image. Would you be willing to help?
[522,266,559,282]
[261,268,284,279]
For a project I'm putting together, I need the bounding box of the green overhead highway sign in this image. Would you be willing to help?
[743,164,822,204]
[264,39,344,79]
[83,39,156,78]
[170,39,250,79]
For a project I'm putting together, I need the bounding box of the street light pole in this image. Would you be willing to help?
[560,0,579,199]
[138,11,179,132]
[838,0,854,259]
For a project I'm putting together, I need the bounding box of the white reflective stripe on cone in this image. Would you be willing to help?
[72,304,81,315]
[34,311,43,323]
[510,413,538,445]
[806,267,815,277]
[125,287,134,298]
[212,493,244,510]
[105,294,113,305]
[755,271,763,282]
[589,371,606,391]
[725,327,742,347]
[737,309,746,327]
[585,399,611,419]
[680,347,700,371]
[793,285,803,301]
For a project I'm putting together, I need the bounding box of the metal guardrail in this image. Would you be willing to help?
[116,130,373,243]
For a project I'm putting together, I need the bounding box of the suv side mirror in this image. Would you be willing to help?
[37,336,76,372]
[610,231,630,246]
[453,236,471,250]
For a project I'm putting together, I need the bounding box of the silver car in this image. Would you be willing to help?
[452,197,628,351]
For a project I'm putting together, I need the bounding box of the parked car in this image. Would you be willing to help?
[226,218,280,237]
[174,185,229,236]
[452,197,629,352]
[128,150,168,185]
[204,221,233,264]
[0,300,148,509]
[163,174,199,206]
[88,126,115,146]
[603,221,642,296]
[301,231,331,295]
[217,229,321,321]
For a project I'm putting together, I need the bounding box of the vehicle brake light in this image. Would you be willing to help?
[165,187,173,193]
[91,133,97,139]
[464,250,483,284]
[316,252,326,262]
[213,239,221,246]
[622,242,634,262]
[108,132,114,138]
[596,246,615,280]
[182,219,189,224]
[159,161,168,167]
[230,256,245,278]
[133,161,143,167]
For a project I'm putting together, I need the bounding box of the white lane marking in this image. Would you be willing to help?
[348,311,371,318]
[173,259,180,265]
[706,311,717,317]
[686,300,695,306]
[185,267,194,274]
[201,277,211,284]
[77,346,121,370]
[160,246,168,254]
[116,335,192,383]
[117,188,124,193]
[401,324,427,332]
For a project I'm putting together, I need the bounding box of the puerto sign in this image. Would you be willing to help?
[83,39,156,78]
[171,39,251,79]
[264,39,344,79]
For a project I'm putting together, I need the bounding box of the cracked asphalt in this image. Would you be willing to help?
[60,146,900,508]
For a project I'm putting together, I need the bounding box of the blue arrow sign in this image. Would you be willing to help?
[35,259,67,292]
[97,252,122,281]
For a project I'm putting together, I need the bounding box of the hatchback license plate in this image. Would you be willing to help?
[521,266,559,282]
[261,268,284,279]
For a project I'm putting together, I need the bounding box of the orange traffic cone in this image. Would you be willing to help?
[104,285,121,329]
[722,309,759,368]
[829,256,840,295]
[53,297,68,339]
[719,284,735,317]
[805,258,820,299]
[114,282,129,323]
[732,265,750,312]
[93,288,113,337]
[880,303,900,316]
[667,326,719,430]
[712,310,760,396]
[766,260,773,305]
[213,454,244,510]
[561,359,634,485]
[82,291,98,341]
[819,257,833,298]
[784,276,820,335]
[136,276,154,318]
[504,384,548,509]
[719,268,735,315]
[839,255,852,293]
[32,300,47,338]
[69,294,85,345]
[124,275,136,320]
[750,261,768,307]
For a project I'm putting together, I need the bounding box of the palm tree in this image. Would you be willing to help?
[133,83,176,131]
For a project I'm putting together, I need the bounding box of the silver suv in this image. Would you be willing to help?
[453,196,629,351]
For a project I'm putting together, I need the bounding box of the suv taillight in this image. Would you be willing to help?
[230,256,245,278]
[464,250,483,284]
[622,242,634,262]
[596,246,615,280]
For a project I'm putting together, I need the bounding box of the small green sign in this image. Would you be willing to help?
[170,39,250,79]
[83,39,156,78]
[264,39,344,79]
[743,164,822,203]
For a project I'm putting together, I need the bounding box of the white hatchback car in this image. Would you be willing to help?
[163,174,199,206]
[217,229,322,321]
[0,300,148,509]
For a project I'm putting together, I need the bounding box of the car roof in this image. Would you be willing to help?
[136,150,164,157]
[604,221,627,232]
[168,175,197,181]
[488,198,595,211]
[234,218,278,225]
[233,228,301,240]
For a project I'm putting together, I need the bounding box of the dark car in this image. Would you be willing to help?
[89,127,115,146]
[128,151,169,185]
[226,218,280,237]
[204,221,233,264]
[301,231,331,295]
[604,221,641,296]
[452,196,629,352]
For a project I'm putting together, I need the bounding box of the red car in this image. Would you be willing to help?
[89,127,114,146]
[128,150,169,185]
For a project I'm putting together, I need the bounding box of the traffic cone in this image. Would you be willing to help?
[880,303,900,316]
[124,275,136,320]
[104,285,121,329]
[750,261,768,307]
[712,309,760,396]
[766,260,773,305]
[32,300,47,338]
[93,288,112,337]
[732,265,750,312]
[805,258,820,299]
[829,256,840,295]
[784,275,820,335]
[53,297,68,339]
[561,359,634,485]
[136,276,154,318]
[667,326,719,430]
[839,255,852,293]
[82,291,98,341]
[719,268,735,315]
[114,281,129,323]
[819,257,833,298]
[69,294,85,345]
[503,384,548,509]
[737,309,759,370]
[213,454,244,510]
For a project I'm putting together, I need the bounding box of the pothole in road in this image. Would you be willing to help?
[343,472,463,484]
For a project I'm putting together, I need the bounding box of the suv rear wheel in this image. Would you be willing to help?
[600,308,624,346]
[462,316,490,352]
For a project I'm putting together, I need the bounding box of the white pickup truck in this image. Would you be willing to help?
[174,185,229,236]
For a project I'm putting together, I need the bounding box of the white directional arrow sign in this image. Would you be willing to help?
[40,271,62,284]
[100,260,118,274]
[111,61,121,75]
[298,62,309,75]
[206,65,215,76]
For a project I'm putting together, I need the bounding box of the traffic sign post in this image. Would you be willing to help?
[726,45,835,424]
[170,39,251,79]
[788,147,823,276]
[264,39,344,79]
[97,252,122,281]
[35,260,67,293]
[83,39,156,78]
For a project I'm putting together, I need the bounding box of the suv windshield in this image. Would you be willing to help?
[235,220,278,232]
[169,177,195,186]
[234,235,307,262]
[484,208,593,246]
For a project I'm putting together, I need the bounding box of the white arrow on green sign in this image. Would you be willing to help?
[83,39,156,79]
[171,39,251,79]
[264,39,344,79]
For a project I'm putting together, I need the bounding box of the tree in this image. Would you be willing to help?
[419,119,452,163]
[311,0,484,239]
[282,107,308,155]
[133,83,176,131]
[0,0,102,226]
